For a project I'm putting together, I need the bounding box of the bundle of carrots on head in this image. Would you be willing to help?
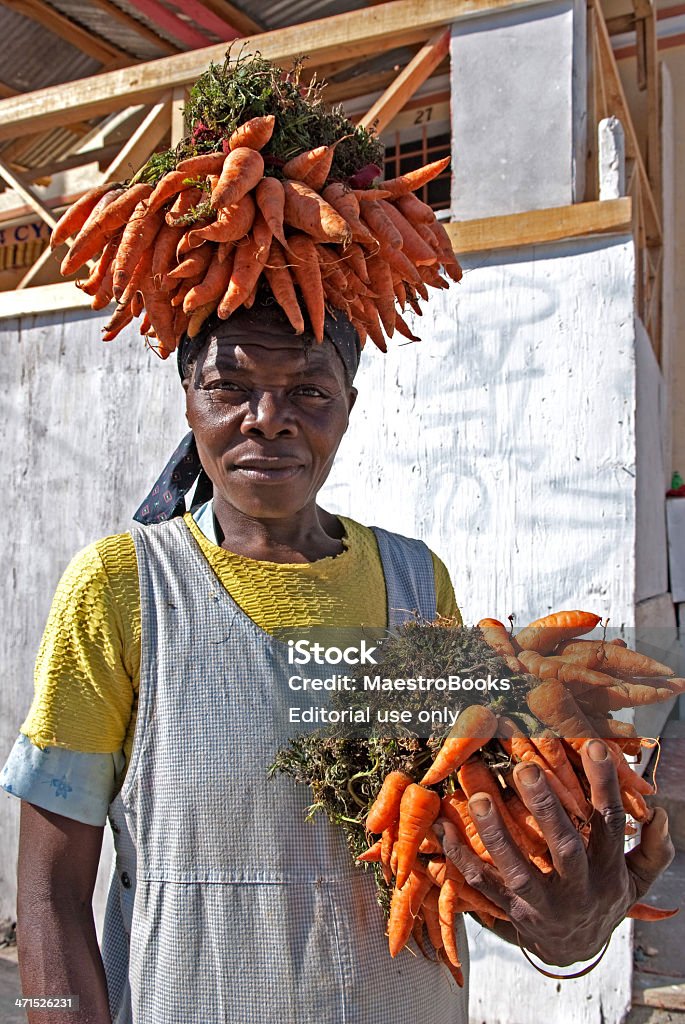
[51,51,461,357]
[271,610,683,983]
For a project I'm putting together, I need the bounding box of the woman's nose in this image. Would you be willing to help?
[240,390,296,437]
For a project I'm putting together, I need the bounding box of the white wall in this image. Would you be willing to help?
[0,310,187,926]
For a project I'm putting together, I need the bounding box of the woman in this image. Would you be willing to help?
[2,301,674,1024]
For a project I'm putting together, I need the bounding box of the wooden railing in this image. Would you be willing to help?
[588,0,663,361]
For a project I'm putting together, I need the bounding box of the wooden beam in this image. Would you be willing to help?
[1,0,134,65]
[0,281,93,319]
[86,0,180,55]
[171,89,187,146]
[593,1,661,241]
[194,0,264,34]
[0,0,544,140]
[359,28,450,133]
[642,4,661,212]
[605,13,636,35]
[0,158,60,231]
[445,198,633,255]
[16,241,59,289]
[102,100,171,182]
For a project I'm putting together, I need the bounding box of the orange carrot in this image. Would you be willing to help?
[526,679,596,738]
[381,201,438,265]
[112,203,165,300]
[418,826,443,855]
[439,878,464,967]
[515,610,601,655]
[282,144,332,182]
[409,866,434,916]
[212,147,265,210]
[227,115,275,152]
[187,193,256,246]
[356,838,383,863]
[395,192,435,226]
[165,186,205,226]
[361,201,403,250]
[478,618,517,658]
[187,301,216,339]
[263,240,305,334]
[438,948,465,987]
[628,902,679,921]
[503,790,547,847]
[441,792,493,864]
[60,187,126,275]
[118,248,153,310]
[421,705,498,786]
[427,219,463,282]
[507,729,588,822]
[365,255,395,336]
[321,184,376,246]
[361,299,387,352]
[51,182,116,249]
[554,639,674,678]
[342,241,371,285]
[394,311,421,342]
[101,301,133,341]
[166,243,213,283]
[394,784,441,889]
[388,878,414,957]
[422,888,444,950]
[217,225,270,319]
[75,234,121,296]
[152,224,185,289]
[282,180,352,246]
[577,679,679,711]
[353,188,392,202]
[175,151,226,176]
[380,821,397,885]
[287,233,325,342]
[379,156,451,197]
[183,252,233,313]
[518,650,616,688]
[366,770,414,833]
[146,172,196,213]
[255,177,287,249]
[425,855,465,888]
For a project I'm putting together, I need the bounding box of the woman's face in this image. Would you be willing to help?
[183,320,357,522]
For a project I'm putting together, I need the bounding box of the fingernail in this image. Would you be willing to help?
[653,806,669,838]
[470,796,491,818]
[587,739,608,762]
[516,763,540,787]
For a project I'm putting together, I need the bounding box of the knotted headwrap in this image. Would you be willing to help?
[133,303,361,525]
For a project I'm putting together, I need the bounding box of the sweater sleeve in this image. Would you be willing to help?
[20,535,139,754]
[431,552,462,624]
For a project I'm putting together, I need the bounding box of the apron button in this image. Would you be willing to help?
[121,872,132,889]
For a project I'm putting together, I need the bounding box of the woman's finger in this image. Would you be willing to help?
[435,817,511,913]
[512,761,588,881]
[579,739,627,858]
[463,792,545,906]
[625,806,675,899]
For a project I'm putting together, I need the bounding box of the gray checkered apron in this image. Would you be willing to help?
[101,518,469,1024]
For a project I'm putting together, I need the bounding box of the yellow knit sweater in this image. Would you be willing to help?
[22,514,459,765]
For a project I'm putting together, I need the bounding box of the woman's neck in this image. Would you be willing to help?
[212,498,344,563]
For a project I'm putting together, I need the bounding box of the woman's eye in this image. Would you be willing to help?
[294,385,327,398]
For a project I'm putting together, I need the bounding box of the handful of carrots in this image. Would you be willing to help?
[52,67,461,359]
[354,610,683,977]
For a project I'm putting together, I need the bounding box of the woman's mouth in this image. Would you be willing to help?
[231,459,303,482]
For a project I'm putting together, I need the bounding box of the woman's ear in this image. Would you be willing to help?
[347,387,358,414]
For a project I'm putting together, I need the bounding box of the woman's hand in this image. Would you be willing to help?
[436,739,674,967]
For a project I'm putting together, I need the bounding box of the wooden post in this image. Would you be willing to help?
[359,28,450,134]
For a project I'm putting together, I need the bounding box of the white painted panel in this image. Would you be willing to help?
[450,1,582,217]
[667,497,685,603]
[635,317,668,601]
[0,309,187,924]
[324,235,637,629]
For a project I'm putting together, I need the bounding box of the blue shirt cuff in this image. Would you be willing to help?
[1,734,126,827]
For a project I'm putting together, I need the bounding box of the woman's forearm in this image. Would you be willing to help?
[17,896,112,1024]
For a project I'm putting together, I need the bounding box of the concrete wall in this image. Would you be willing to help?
[0,310,187,926]
[450,0,586,218]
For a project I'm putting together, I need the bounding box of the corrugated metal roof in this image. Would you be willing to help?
[0,5,100,93]
[0,0,429,193]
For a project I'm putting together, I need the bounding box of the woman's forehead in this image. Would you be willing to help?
[201,329,341,374]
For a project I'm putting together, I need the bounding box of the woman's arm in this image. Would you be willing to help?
[17,802,112,1024]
